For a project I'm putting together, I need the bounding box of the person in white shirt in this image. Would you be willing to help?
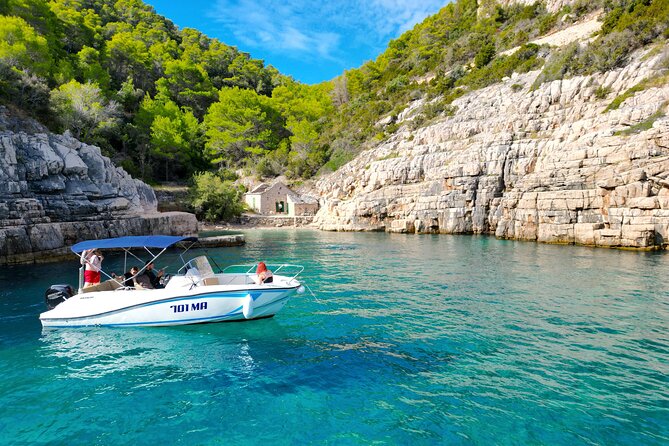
[82,249,103,287]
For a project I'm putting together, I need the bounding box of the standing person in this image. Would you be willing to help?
[82,249,103,288]
[255,261,273,284]
[145,261,165,289]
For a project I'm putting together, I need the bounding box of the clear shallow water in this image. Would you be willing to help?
[1,230,668,445]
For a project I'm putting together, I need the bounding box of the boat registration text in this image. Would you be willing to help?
[170,302,208,313]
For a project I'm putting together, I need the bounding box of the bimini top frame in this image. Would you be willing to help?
[71,235,199,293]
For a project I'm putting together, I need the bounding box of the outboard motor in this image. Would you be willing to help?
[44,284,74,310]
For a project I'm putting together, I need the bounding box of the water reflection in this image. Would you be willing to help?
[39,326,260,381]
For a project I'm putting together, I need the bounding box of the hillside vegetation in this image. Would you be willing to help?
[0,0,332,185]
[324,0,669,170]
[1,0,668,192]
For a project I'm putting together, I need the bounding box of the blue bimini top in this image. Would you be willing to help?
[71,235,198,253]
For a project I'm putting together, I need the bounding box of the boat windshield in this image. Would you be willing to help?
[183,255,215,277]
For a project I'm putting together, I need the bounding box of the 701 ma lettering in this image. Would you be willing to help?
[170,302,208,313]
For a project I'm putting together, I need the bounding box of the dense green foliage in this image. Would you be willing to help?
[189,171,245,222]
[321,0,668,166]
[531,0,669,88]
[318,0,569,166]
[50,79,120,141]
[1,0,667,196]
[0,0,330,184]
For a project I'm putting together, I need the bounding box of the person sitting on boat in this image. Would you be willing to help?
[112,267,139,288]
[123,266,139,288]
[145,261,165,289]
[134,271,154,289]
[82,249,103,288]
[255,262,273,284]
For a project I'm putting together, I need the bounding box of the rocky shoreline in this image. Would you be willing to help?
[4,49,669,256]
[313,47,669,250]
[0,106,197,265]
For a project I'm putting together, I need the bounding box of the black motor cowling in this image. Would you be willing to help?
[44,284,74,310]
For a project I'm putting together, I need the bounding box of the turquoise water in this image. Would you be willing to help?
[1,230,668,445]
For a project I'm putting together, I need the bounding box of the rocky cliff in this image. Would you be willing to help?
[314,45,669,249]
[0,106,197,264]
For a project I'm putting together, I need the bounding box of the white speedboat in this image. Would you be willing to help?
[40,235,304,328]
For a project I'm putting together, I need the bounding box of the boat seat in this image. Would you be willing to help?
[81,279,124,293]
[202,276,219,286]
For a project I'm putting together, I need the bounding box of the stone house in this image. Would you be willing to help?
[245,181,318,216]
[286,192,319,217]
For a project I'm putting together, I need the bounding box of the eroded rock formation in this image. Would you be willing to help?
[0,107,197,264]
[314,48,669,249]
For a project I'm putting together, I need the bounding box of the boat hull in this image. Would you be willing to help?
[40,286,298,328]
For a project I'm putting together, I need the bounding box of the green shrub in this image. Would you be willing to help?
[189,172,245,222]
[577,30,635,74]
[601,0,669,39]
[218,167,239,181]
[571,0,597,18]
[538,12,559,35]
[425,99,457,119]
[387,75,409,93]
[321,149,356,173]
[594,86,612,99]
[442,87,467,104]
[475,43,496,68]
[409,114,426,130]
[465,43,542,90]
[119,158,139,177]
[253,157,275,178]
[531,42,580,89]
[0,62,50,118]
[385,123,399,134]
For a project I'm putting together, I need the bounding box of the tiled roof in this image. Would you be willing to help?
[286,192,304,203]
[287,192,318,204]
[249,183,270,194]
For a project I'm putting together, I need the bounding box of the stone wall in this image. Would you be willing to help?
[314,47,669,249]
[0,106,198,264]
[237,215,314,227]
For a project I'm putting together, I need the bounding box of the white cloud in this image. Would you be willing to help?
[209,0,444,63]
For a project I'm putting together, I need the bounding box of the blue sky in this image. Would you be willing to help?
[145,0,446,84]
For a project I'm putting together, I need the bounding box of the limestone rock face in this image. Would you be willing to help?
[314,48,669,249]
[0,107,197,264]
